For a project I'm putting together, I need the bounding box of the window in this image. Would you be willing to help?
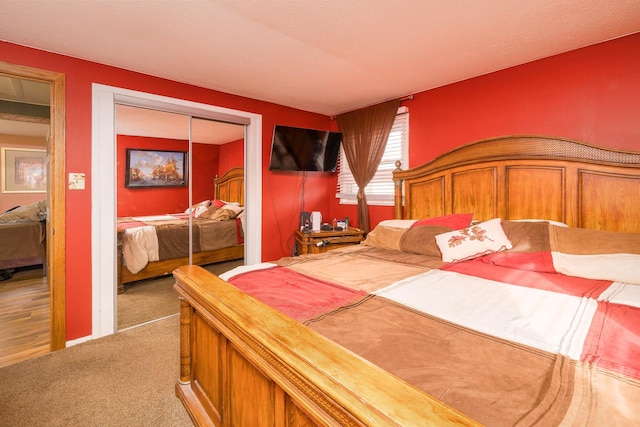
[336,106,409,205]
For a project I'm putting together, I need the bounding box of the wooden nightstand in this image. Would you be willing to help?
[295,227,364,255]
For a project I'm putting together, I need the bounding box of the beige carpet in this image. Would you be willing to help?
[118,276,178,330]
[0,315,192,426]
[201,258,244,276]
[0,260,246,426]
[118,259,244,330]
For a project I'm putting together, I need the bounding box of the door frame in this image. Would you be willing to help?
[91,84,262,339]
[0,61,66,350]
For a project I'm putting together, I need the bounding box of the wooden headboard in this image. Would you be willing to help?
[214,167,244,206]
[393,135,640,233]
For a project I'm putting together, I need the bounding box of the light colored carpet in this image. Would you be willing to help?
[118,259,244,330]
[118,276,178,330]
[0,260,245,426]
[201,258,244,276]
[0,315,192,426]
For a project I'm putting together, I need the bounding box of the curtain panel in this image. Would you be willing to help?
[337,99,401,233]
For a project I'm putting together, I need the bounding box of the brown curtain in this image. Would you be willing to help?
[337,99,401,233]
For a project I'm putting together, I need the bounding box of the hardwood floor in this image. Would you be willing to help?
[0,266,49,368]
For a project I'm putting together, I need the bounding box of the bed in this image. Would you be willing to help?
[0,200,46,279]
[116,167,245,292]
[173,136,640,426]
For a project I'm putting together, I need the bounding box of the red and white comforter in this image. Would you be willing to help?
[217,220,640,426]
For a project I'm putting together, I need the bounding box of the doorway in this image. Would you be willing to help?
[92,84,262,339]
[0,62,66,355]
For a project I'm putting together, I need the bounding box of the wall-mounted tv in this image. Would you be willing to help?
[269,125,342,172]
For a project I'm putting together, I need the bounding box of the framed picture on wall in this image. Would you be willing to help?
[125,148,187,188]
[1,147,47,193]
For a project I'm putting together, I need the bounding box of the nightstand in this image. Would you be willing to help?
[295,227,364,255]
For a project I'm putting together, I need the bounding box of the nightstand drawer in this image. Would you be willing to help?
[295,227,364,255]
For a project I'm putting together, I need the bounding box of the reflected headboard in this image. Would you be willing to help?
[393,135,640,233]
[214,167,244,206]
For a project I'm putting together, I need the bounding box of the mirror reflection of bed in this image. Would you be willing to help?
[115,106,245,331]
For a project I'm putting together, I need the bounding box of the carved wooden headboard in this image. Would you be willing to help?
[393,135,640,233]
[214,167,244,206]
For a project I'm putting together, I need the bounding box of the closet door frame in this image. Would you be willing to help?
[91,84,262,340]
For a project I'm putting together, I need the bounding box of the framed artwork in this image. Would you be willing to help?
[1,147,47,193]
[125,148,187,188]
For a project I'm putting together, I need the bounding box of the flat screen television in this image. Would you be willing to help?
[269,125,342,172]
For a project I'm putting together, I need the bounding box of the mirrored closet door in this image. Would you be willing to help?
[115,105,245,330]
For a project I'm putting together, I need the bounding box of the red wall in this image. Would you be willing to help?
[328,34,640,229]
[117,136,223,216]
[218,138,244,176]
[266,171,336,256]
[191,142,223,204]
[2,32,638,341]
[117,136,244,216]
[1,41,334,340]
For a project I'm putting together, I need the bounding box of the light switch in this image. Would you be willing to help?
[69,173,85,190]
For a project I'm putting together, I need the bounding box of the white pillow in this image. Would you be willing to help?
[512,219,568,227]
[185,200,210,214]
[192,205,210,218]
[435,218,513,262]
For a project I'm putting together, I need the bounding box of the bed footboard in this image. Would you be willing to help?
[117,244,244,292]
[173,265,478,427]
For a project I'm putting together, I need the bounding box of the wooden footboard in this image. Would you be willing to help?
[173,265,478,427]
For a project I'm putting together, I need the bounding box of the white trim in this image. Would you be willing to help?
[118,313,180,333]
[91,84,262,340]
[66,335,93,347]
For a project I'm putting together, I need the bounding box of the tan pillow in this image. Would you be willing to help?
[199,204,220,219]
[221,204,244,215]
[209,208,239,221]
[399,225,453,257]
[362,226,407,251]
[376,219,417,229]
[0,200,46,223]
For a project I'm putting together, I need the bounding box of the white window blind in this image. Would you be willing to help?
[336,106,409,206]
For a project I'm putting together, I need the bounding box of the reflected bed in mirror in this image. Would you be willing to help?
[116,167,245,292]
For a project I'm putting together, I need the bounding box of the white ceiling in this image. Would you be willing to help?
[0,75,50,138]
[0,75,245,144]
[115,105,245,145]
[1,0,639,118]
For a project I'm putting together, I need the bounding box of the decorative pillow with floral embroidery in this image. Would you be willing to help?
[435,218,513,262]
